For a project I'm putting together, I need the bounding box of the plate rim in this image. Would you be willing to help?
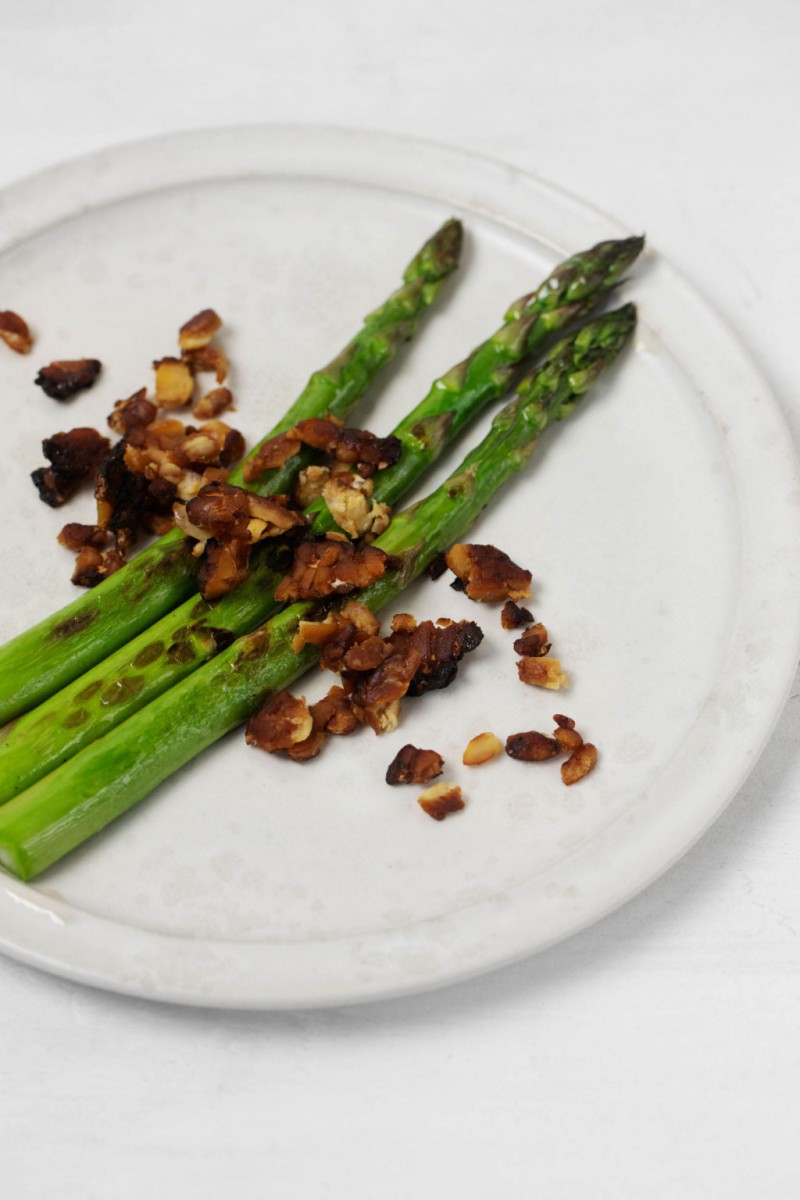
[0,122,798,1008]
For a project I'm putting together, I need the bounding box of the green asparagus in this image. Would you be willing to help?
[0,238,644,804]
[0,304,637,880]
[0,218,463,726]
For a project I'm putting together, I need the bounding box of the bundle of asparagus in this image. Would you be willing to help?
[0,236,643,805]
[0,302,637,879]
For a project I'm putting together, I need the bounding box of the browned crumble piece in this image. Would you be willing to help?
[71,545,126,588]
[390,612,417,634]
[108,389,158,434]
[462,732,503,766]
[57,523,108,552]
[418,782,464,821]
[285,730,328,762]
[309,686,358,736]
[501,599,534,629]
[245,691,313,753]
[385,744,444,786]
[153,356,194,409]
[341,635,395,673]
[196,538,252,600]
[0,310,33,354]
[517,656,568,690]
[427,551,448,580]
[31,427,111,508]
[293,464,331,508]
[178,308,222,351]
[242,432,303,482]
[444,543,532,602]
[274,540,387,603]
[290,416,402,477]
[553,714,584,752]
[349,648,424,734]
[182,343,229,383]
[34,358,102,401]
[181,480,304,545]
[513,622,551,658]
[561,742,598,785]
[192,386,234,420]
[505,730,561,762]
[387,618,484,696]
[321,472,391,539]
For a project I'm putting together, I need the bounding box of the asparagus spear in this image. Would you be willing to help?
[0,219,463,727]
[0,304,636,880]
[0,238,644,804]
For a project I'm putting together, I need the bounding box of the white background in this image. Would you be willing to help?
[1,1,798,1195]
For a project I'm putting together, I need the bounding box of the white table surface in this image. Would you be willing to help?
[1,1,798,1195]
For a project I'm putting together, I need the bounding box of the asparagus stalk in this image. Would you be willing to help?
[0,304,637,880]
[0,219,463,726]
[0,238,644,804]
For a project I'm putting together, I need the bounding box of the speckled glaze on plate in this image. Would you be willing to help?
[0,125,798,1008]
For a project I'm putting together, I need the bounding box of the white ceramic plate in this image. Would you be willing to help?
[0,126,798,1008]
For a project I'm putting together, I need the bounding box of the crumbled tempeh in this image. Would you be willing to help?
[71,545,126,588]
[178,308,222,351]
[31,427,111,508]
[349,649,424,734]
[274,540,387,602]
[387,618,484,696]
[385,743,444,785]
[418,782,464,821]
[501,599,534,629]
[462,732,502,766]
[444,543,532,602]
[182,343,228,383]
[553,714,583,752]
[196,538,251,600]
[561,742,598,785]
[183,481,305,547]
[513,622,551,658]
[293,464,331,508]
[245,691,313,753]
[289,416,402,477]
[341,635,394,672]
[192,386,233,420]
[0,310,32,354]
[57,523,108,551]
[322,472,391,539]
[505,730,561,762]
[108,389,158,434]
[309,686,358,736]
[241,432,303,482]
[34,358,101,401]
[153,356,194,409]
[517,656,568,690]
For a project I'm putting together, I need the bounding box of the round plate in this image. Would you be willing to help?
[0,126,798,1008]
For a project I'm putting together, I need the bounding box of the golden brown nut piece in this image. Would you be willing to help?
[274,540,387,603]
[57,523,109,551]
[513,622,551,658]
[245,691,313,753]
[561,742,598,785]
[192,386,234,420]
[349,648,424,734]
[553,714,583,752]
[178,308,222,351]
[444,543,532,602]
[505,730,561,762]
[182,344,229,383]
[322,473,391,540]
[418,782,464,821]
[71,545,126,588]
[31,427,111,507]
[241,432,303,481]
[196,538,251,600]
[153,356,194,409]
[35,358,102,401]
[289,417,402,476]
[184,480,305,546]
[462,732,502,766]
[385,743,444,785]
[108,389,158,434]
[501,600,534,630]
[0,310,33,354]
[517,656,568,690]
[309,686,358,736]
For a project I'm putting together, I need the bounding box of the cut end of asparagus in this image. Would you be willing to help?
[404,217,464,284]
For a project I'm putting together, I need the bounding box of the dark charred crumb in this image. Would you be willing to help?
[71,546,126,588]
[57,523,108,552]
[418,782,464,821]
[31,466,80,507]
[0,310,33,354]
[505,730,561,762]
[444,543,532,602]
[427,551,448,580]
[449,575,466,592]
[33,427,111,508]
[513,623,551,658]
[35,358,102,401]
[389,618,484,697]
[385,743,444,785]
[501,600,534,629]
[94,440,151,550]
